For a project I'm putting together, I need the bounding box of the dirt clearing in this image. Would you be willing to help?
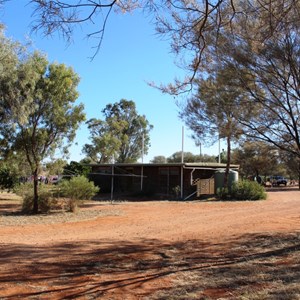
[1,188,300,299]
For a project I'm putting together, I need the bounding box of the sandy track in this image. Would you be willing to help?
[1,188,300,244]
[1,188,300,299]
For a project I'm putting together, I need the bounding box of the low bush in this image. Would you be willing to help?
[231,180,267,200]
[172,185,181,199]
[58,176,99,212]
[216,187,230,200]
[0,167,19,191]
[14,183,57,213]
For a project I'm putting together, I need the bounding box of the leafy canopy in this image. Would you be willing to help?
[0,31,85,213]
[83,99,153,163]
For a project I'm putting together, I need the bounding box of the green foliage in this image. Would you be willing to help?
[217,180,266,201]
[231,141,281,179]
[63,161,91,177]
[150,155,167,163]
[46,159,67,176]
[231,180,267,201]
[180,65,247,153]
[59,176,99,200]
[0,33,86,213]
[0,167,19,191]
[83,99,153,163]
[58,176,99,211]
[216,187,230,200]
[166,151,217,163]
[15,183,57,213]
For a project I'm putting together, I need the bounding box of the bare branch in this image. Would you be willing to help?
[29,0,127,58]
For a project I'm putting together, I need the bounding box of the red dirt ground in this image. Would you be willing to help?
[1,187,300,299]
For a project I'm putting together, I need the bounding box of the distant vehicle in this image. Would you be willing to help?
[270,176,288,186]
[50,176,61,185]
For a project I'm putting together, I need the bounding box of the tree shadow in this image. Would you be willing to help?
[1,233,300,299]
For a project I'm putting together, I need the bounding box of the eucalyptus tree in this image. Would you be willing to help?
[231,30,300,158]
[180,65,253,186]
[157,0,300,158]
[231,141,280,180]
[62,160,91,178]
[166,151,217,163]
[167,151,197,163]
[158,0,300,184]
[280,151,300,180]
[0,48,85,213]
[0,27,28,132]
[45,159,67,176]
[151,155,167,163]
[83,99,153,163]
[206,15,300,186]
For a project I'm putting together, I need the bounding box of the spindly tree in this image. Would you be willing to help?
[206,15,300,186]
[232,30,300,158]
[180,65,252,186]
[157,0,300,185]
[0,47,85,213]
[83,99,153,163]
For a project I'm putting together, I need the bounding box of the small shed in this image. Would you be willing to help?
[88,162,239,200]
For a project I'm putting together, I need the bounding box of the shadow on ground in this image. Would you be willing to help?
[1,232,300,299]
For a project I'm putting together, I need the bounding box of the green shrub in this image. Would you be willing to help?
[216,187,230,200]
[14,182,57,213]
[231,180,267,200]
[58,176,99,211]
[0,167,19,191]
[172,185,181,199]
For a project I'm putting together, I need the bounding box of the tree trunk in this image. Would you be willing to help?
[298,160,300,190]
[33,169,39,214]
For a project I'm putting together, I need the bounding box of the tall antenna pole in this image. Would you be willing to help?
[142,133,144,163]
[141,133,144,191]
[181,126,184,163]
[181,126,184,199]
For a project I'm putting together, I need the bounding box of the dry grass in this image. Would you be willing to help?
[0,192,121,226]
[0,191,22,201]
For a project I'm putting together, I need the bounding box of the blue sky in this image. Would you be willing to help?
[1,2,223,162]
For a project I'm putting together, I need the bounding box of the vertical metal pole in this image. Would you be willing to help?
[167,166,170,195]
[181,126,184,163]
[218,135,221,164]
[180,165,184,200]
[141,133,144,191]
[181,127,184,199]
[141,165,144,191]
[142,133,144,163]
[110,164,114,203]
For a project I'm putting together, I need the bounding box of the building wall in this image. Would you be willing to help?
[89,165,217,198]
[183,168,216,196]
